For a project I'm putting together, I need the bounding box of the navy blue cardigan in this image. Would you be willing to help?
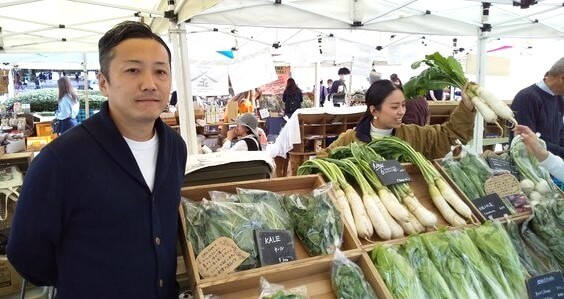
[8,102,187,298]
[511,84,564,158]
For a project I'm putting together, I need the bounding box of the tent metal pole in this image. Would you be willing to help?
[0,0,41,9]
[83,53,89,119]
[68,0,163,16]
[169,22,198,156]
[364,0,418,25]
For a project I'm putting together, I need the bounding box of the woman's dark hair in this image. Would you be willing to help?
[284,78,302,95]
[361,79,399,120]
[98,21,171,82]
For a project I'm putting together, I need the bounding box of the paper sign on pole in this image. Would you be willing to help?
[228,48,278,94]
[190,62,229,96]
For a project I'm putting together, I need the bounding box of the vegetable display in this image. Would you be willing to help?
[403,52,517,132]
[369,137,473,226]
[331,249,377,299]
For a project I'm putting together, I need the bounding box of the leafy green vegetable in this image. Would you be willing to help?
[442,159,482,200]
[371,244,425,299]
[399,236,455,299]
[520,216,561,272]
[201,199,265,270]
[530,201,564,268]
[420,231,478,299]
[331,250,377,299]
[181,198,207,255]
[467,222,527,299]
[505,219,550,277]
[237,188,293,232]
[283,192,343,256]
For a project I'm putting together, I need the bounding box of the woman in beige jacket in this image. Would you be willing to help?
[317,80,475,160]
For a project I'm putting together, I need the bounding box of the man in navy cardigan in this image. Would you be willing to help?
[7,21,187,298]
[511,57,564,158]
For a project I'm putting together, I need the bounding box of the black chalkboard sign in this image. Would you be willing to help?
[487,156,520,178]
[527,271,564,299]
[473,193,512,220]
[371,160,412,186]
[254,229,296,266]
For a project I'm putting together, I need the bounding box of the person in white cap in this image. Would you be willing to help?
[219,113,262,151]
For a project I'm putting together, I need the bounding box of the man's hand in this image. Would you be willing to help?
[460,83,474,111]
[226,128,236,141]
[513,125,549,162]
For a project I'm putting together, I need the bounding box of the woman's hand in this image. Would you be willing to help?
[460,84,474,111]
[226,128,236,141]
[513,125,549,162]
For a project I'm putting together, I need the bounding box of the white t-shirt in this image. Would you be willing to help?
[124,133,159,191]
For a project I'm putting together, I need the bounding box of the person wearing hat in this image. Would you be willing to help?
[219,113,262,151]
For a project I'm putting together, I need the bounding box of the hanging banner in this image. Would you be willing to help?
[190,62,229,96]
[228,48,278,94]
[262,65,290,95]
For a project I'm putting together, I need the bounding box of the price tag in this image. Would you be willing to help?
[473,193,512,220]
[486,156,520,178]
[527,271,564,299]
[196,237,250,278]
[259,108,270,119]
[254,229,296,266]
[371,160,412,186]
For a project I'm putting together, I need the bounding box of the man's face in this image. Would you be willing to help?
[98,38,171,131]
[552,74,564,95]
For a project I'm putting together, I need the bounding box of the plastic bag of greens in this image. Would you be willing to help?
[283,184,343,256]
[208,190,240,202]
[331,249,377,299]
[201,198,266,270]
[237,188,292,231]
[181,198,207,255]
[258,276,308,299]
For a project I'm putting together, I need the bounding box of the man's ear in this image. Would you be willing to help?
[98,73,109,97]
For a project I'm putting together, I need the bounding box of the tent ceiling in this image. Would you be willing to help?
[0,0,562,66]
[186,0,564,38]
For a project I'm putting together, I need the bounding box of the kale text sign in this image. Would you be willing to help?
[486,156,520,178]
[254,229,296,266]
[473,193,512,220]
[527,271,564,299]
[371,160,412,186]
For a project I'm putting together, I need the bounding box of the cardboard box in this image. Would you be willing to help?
[225,101,238,122]
[0,257,23,296]
[26,136,53,152]
[178,175,364,297]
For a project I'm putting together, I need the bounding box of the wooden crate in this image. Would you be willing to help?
[0,152,34,172]
[178,175,364,297]
[194,251,392,299]
[432,160,532,223]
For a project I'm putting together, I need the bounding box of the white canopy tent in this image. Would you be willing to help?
[1,0,563,155]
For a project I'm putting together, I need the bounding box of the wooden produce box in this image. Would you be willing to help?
[353,163,479,247]
[0,152,34,172]
[179,175,364,298]
[432,160,532,224]
[0,257,23,296]
[193,251,391,299]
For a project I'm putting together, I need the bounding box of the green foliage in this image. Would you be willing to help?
[5,88,107,112]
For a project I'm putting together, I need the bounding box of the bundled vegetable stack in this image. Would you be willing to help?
[369,137,475,226]
[371,223,527,299]
[403,52,517,133]
[298,142,441,241]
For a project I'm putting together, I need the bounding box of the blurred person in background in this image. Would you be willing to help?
[511,57,564,158]
[53,76,80,135]
[282,78,303,118]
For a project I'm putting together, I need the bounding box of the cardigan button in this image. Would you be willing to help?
[159,279,163,287]
[155,237,161,245]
